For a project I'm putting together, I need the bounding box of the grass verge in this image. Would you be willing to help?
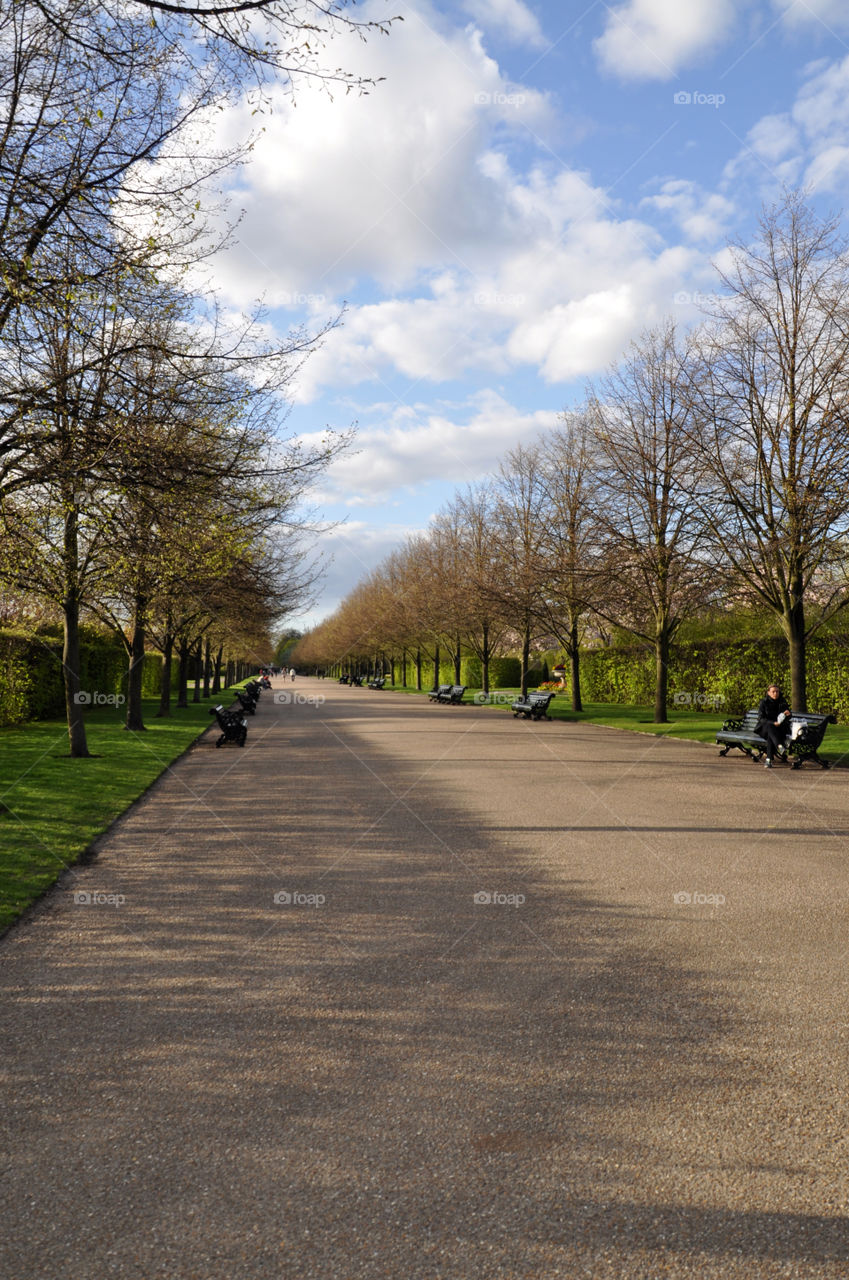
[0,692,237,933]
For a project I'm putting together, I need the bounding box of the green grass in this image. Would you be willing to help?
[387,684,849,764]
[0,691,239,932]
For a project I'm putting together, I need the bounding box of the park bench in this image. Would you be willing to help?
[440,684,466,704]
[511,690,554,720]
[429,684,453,702]
[716,709,836,769]
[367,676,386,689]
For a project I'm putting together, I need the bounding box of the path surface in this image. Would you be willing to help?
[2,680,849,1279]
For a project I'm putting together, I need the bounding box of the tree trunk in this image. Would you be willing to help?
[481,621,490,695]
[156,633,174,717]
[432,644,440,691]
[192,638,202,702]
[203,637,211,698]
[785,600,807,712]
[61,506,90,757]
[177,640,190,708]
[415,649,422,691]
[124,593,148,731]
[212,645,223,696]
[453,635,461,684]
[654,629,670,724]
[569,619,583,712]
[520,623,531,697]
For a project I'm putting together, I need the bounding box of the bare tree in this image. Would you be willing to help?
[694,191,849,710]
[488,444,551,698]
[537,408,602,712]
[589,322,714,723]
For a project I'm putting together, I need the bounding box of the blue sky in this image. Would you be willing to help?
[199,0,849,626]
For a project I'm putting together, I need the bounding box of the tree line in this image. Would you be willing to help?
[0,0,397,755]
[295,193,849,721]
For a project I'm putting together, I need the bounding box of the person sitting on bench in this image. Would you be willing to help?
[757,682,791,768]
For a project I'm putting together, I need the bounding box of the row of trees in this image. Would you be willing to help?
[296,193,849,721]
[0,0,395,753]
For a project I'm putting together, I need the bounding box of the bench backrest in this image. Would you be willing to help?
[529,691,553,706]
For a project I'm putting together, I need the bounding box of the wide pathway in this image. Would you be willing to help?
[2,680,849,1279]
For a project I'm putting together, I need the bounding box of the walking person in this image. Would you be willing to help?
[757,682,791,768]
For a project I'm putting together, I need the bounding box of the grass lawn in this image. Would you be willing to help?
[388,685,849,765]
[0,692,236,932]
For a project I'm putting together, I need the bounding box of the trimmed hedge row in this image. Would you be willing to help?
[578,635,849,719]
[0,629,170,727]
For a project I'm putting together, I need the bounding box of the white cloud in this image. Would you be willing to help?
[289,521,423,628]
[300,390,560,504]
[641,179,735,241]
[462,0,548,50]
[723,52,849,195]
[774,0,849,31]
[199,2,553,306]
[594,0,737,81]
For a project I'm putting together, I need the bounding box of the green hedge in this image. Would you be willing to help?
[0,629,174,727]
[577,635,849,718]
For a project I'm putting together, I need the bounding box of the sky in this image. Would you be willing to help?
[198,0,849,628]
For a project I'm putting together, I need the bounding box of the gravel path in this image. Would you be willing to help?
[2,679,848,1278]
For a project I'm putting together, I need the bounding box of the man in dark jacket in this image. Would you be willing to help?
[756,683,791,768]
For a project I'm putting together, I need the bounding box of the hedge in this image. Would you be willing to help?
[0,629,174,727]
[576,635,849,719]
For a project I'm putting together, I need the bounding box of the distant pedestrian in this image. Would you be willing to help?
[757,682,791,768]
[290,667,296,682]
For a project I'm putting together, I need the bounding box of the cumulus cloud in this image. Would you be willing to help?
[299,390,560,505]
[199,2,553,306]
[462,0,548,50]
[724,52,849,195]
[641,179,735,242]
[594,0,737,80]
